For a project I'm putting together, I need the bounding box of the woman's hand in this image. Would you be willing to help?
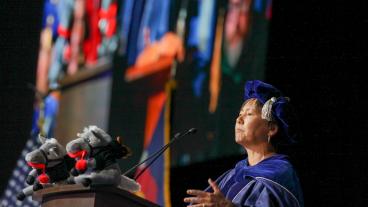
[184,178,235,207]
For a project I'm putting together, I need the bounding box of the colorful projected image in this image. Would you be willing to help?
[112,0,273,167]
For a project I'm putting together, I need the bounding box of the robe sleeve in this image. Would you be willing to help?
[232,178,301,207]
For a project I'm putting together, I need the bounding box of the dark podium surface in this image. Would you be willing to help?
[33,184,161,207]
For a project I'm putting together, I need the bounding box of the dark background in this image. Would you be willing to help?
[1,1,367,206]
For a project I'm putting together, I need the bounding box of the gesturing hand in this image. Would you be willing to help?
[184,178,234,207]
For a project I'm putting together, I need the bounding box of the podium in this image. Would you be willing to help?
[33,184,161,207]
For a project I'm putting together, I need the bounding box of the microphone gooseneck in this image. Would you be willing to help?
[188,128,197,134]
[123,128,197,179]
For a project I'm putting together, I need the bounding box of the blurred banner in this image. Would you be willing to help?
[133,92,170,206]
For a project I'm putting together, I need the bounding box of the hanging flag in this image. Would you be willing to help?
[41,0,59,39]
[134,92,171,206]
[187,0,216,68]
[83,0,101,65]
[209,9,225,113]
[118,0,134,56]
[125,0,187,207]
[36,0,59,95]
[187,0,217,97]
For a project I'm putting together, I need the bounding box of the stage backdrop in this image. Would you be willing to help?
[1,0,272,206]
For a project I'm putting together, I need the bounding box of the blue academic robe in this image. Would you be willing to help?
[205,154,304,207]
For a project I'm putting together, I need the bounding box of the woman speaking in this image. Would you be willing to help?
[184,80,304,207]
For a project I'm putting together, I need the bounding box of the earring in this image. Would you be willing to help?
[267,135,271,143]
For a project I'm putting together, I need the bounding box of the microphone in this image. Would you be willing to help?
[123,128,197,180]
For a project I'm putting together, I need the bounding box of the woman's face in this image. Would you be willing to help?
[235,99,270,147]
